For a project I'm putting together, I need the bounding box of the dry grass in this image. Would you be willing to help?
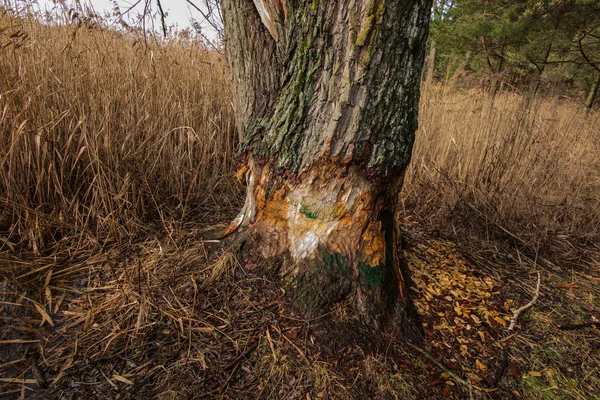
[405,86,600,268]
[0,7,599,400]
[0,8,239,255]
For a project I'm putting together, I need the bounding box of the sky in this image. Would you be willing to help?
[33,0,220,40]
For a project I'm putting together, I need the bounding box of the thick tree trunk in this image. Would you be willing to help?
[221,0,432,330]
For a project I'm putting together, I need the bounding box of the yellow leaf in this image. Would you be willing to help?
[476,359,487,371]
[494,316,507,327]
[529,371,542,377]
[467,372,482,383]
[454,302,462,315]
[478,330,486,342]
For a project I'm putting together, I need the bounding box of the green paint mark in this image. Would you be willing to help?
[322,252,348,273]
[359,263,384,290]
[300,205,319,219]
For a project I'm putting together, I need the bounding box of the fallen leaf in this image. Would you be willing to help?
[554,283,579,289]
[286,329,298,340]
[507,363,520,380]
[476,359,487,371]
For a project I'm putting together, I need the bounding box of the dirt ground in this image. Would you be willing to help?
[1,220,599,399]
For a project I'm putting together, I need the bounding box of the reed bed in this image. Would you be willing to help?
[405,87,600,267]
[0,9,239,255]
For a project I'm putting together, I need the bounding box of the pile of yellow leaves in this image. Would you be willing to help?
[405,237,514,385]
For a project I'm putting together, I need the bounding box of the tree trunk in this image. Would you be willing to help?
[425,39,437,84]
[221,0,432,330]
[527,41,553,103]
[584,71,600,110]
[425,0,443,85]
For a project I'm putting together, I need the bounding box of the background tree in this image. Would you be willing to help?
[430,0,600,106]
[219,0,432,331]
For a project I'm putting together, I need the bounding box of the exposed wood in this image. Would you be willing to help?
[228,157,410,329]
[252,0,287,40]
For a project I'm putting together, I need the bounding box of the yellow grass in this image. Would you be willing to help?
[0,10,238,252]
[405,86,600,265]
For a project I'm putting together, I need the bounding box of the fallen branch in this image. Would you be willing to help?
[508,272,541,331]
[558,321,600,331]
[491,272,541,388]
[489,349,508,388]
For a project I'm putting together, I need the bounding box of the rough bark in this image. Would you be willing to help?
[425,39,436,84]
[221,0,432,330]
[584,71,600,110]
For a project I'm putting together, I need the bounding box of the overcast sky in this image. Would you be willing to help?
[34,0,220,39]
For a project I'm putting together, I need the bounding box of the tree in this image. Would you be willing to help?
[430,0,600,101]
[425,0,447,84]
[219,0,432,331]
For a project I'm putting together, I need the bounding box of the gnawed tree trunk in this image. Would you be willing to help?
[221,0,432,330]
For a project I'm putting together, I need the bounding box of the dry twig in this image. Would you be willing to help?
[508,272,541,331]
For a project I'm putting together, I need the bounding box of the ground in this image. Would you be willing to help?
[1,217,598,399]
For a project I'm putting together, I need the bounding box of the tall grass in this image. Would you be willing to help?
[405,86,600,266]
[1,9,598,267]
[0,9,238,253]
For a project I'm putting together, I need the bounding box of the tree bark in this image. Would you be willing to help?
[425,39,437,84]
[425,1,443,84]
[584,71,600,110]
[221,0,432,330]
[527,41,553,103]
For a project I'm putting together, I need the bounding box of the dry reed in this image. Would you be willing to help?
[405,86,600,267]
[0,9,239,255]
